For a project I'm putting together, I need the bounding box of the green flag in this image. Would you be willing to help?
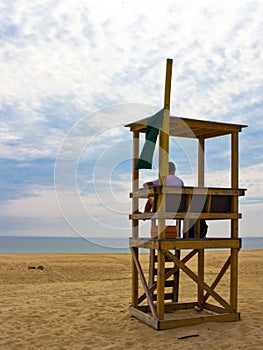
[135,108,164,169]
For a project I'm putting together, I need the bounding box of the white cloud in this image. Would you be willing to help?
[0,187,59,218]
[1,0,261,113]
[1,0,263,237]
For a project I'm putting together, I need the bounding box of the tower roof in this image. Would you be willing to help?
[125,115,247,139]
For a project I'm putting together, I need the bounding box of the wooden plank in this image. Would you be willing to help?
[205,194,212,212]
[153,293,175,301]
[130,247,158,319]
[164,250,232,312]
[170,117,246,133]
[159,316,203,330]
[131,188,160,199]
[125,115,247,137]
[129,237,241,250]
[137,301,223,313]
[130,212,242,220]
[159,312,240,330]
[129,307,159,329]
[185,119,245,132]
[169,128,236,139]
[164,302,197,311]
[205,303,229,314]
[165,279,176,287]
[132,304,240,331]
[153,267,175,275]
[132,186,246,197]
[159,238,241,250]
[162,187,246,196]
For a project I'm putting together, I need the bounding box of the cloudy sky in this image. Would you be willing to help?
[0,0,262,245]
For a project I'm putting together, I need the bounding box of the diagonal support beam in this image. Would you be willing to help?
[203,255,231,303]
[164,250,233,312]
[131,247,158,319]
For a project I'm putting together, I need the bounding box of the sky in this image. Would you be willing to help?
[0,0,263,246]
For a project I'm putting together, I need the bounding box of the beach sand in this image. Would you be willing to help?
[0,250,262,350]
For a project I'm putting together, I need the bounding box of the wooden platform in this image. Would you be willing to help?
[130,238,241,330]
[130,237,241,250]
[129,303,240,331]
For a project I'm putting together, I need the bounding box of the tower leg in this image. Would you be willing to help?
[132,247,139,307]
[230,247,238,311]
[157,249,165,319]
[173,249,180,302]
[198,249,205,308]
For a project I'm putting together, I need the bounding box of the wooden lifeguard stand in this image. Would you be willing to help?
[125,59,247,330]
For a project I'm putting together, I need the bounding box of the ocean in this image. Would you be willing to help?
[0,236,263,254]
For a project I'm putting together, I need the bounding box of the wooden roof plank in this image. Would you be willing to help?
[125,115,247,139]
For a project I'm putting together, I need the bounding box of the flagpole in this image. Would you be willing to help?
[157,58,173,319]
[158,58,172,234]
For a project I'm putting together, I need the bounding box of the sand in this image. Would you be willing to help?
[0,250,262,350]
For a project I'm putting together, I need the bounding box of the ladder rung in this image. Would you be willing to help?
[153,268,172,275]
[152,293,174,301]
[165,280,175,287]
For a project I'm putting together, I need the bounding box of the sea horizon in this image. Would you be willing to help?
[0,235,262,254]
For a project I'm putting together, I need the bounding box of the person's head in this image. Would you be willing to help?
[168,161,176,175]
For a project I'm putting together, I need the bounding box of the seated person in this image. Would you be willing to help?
[143,161,184,212]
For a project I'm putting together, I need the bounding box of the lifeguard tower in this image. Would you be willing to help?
[125,59,247,330]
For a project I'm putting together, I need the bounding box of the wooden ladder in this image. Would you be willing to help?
[148,249,180,302]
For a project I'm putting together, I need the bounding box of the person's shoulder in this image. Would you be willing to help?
[176,176,184,186]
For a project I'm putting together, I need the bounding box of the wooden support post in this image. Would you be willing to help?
[197,137,205,306]
[183,194,192,238]
[132,249,139,308]
[132,131,139,307]
[198,249,205,308]
[173,249,180,302]
[131,248,158,319]
[132,130,139,237]
[231,132,239,312]
[157,58,172,319]
[230,248,238,312]
[148,249,155,286]
[231,132,239,238]
[198,136,205,187]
